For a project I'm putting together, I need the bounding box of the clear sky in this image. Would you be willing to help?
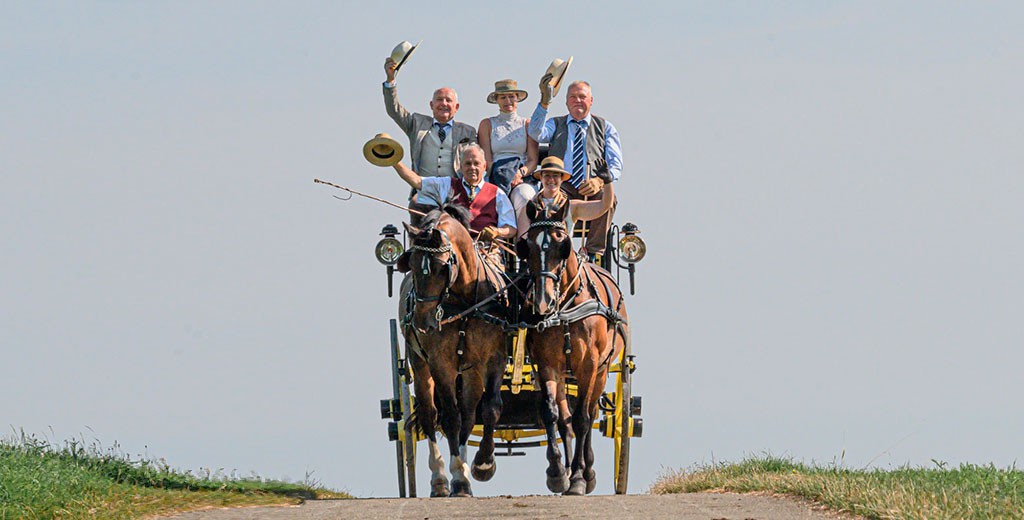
[3,1,1022,497]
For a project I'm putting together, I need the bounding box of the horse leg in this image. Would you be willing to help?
[582,388,604,494]
[566,364,598,496]
[435,375,472,497]
[472,360,503,482]
[540,375,570,493]
[410,357,450,497]
[556,384,574,477]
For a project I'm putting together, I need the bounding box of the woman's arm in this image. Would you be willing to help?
[568,181,614,222]
[478,118,493,167]
[524,124,539,173]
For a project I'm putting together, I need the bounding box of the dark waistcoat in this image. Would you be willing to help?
[546,114,607,187]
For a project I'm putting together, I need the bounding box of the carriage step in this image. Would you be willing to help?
[494,445,527,457]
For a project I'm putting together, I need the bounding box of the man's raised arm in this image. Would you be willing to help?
[382,57,414,134]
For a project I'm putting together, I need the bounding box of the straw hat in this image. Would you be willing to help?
[389,40,422,75]
[533,156,571,181]
[363,133,404,167]
[544,56,574,98]
[486,79,528,104]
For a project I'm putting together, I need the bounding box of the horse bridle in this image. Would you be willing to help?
[527,219,573,316]
[409,228,459,321]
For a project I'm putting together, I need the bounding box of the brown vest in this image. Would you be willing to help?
[450,178,499,231]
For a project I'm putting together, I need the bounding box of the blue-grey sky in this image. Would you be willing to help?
[3,1,1022,497]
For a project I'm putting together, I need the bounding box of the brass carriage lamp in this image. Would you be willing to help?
[617,223,645,296]
[375,224,405,297]
[617,223,646,263]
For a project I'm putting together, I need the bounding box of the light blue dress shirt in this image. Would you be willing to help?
[528,104,623,182]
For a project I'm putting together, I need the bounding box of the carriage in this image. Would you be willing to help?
[375,216,647,497]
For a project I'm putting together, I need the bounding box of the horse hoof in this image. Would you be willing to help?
[472,460,496,482]
[585,468,597,494]
[450,480,473,497]
[564,478,587,496]
[546,473,570,494]
[430,485,450,498]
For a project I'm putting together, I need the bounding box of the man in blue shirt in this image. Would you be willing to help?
[528,79,622,258]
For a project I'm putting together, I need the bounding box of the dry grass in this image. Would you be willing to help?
[651,456,1023,520]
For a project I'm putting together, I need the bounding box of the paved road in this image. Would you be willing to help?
[166,493,855,519]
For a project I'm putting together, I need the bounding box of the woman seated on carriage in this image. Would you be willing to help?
[521,156,614,245]
[478,80,539,196]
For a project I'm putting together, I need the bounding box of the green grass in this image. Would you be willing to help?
[0,433,350,519]
[651,456,1024,520]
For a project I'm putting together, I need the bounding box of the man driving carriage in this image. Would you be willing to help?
[390,143,517,255]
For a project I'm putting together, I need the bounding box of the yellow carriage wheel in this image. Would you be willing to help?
[613,340,631,494]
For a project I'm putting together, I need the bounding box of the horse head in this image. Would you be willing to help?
[396,208,471,332]
[518,200,573,316]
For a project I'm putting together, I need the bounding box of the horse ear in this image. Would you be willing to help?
[525,200,539,222]
[559,236,572,259]
[396,251,412,273]
[403,222,421,237]
[516,237,530,260]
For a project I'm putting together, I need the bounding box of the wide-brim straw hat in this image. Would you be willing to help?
[363,133,404,167]
[544,56,574,98]
[486,79,528,104]
[390,40,422,75]
[533,156,571,181]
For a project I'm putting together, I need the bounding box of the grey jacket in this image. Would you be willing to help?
[383,84,477,176]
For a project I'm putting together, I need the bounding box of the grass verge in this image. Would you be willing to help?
[651,456,1023,520]
[0,433,350,519]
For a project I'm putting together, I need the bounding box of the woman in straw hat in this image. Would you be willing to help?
[517,156,613,241]
[478,79,538,196]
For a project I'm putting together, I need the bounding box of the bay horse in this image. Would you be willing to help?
[516,200,629,495]
[396,204,508,497]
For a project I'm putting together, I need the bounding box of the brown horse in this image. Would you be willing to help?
[516,201,629,495]
[396,204,507,497]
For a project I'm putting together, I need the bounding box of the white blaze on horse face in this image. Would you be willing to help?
[534,231,559,313]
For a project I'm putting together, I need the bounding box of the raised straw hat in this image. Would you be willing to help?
[533,156,571,181]
[486,79,528,104]
[363,133,404,167]
[544,56,574,98]
[389,40,422,75]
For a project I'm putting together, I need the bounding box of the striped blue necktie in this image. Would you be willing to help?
[434,122,447,143]
[570,120,586,188]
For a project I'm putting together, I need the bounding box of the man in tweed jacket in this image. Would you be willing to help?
[383,57,477,179]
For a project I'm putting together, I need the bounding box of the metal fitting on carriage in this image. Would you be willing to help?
[387,421,400,441]
[630,395,642,416]
[380,398,401,420]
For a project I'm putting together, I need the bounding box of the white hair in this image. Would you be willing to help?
[458,142,485,162]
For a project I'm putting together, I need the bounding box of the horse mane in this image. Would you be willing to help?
[412,199,472,245]
[440,193,472,229]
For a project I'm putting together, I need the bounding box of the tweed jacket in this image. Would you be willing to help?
[383,84,477,176]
